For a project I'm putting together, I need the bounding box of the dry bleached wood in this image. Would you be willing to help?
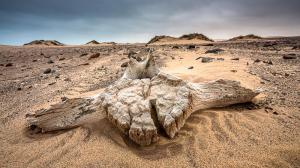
[26,53,260,145]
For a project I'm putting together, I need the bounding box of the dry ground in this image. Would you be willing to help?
[0,38,299,167]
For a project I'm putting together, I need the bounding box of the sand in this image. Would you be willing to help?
[0,41,299,167]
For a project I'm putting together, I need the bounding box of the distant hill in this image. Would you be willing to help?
[147,33,213,45]
[86,40,100,45]
[229,34,262,41]
[179,33,213,41]
[24,40,64,46]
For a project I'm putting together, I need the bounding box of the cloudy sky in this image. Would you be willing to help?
[1,0,300,45]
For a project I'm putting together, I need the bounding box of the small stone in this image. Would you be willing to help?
[43,68,52,74]
[64,78,71,82]
[88,53,100,60]
[172,46,179,49]
[230,70,237,73]
[263,60,273,65]
[121,62,128,67]
[61,96,68,102]
[201,57,214,63]
[48,82,56,85]
[188,66,194,69]
[59,57,65,61]
[187,45,196,49]
[17,87,22,91]
[231,57,239,60]
[217,58,224,61]
[32,59,37,62]
[283,54,297,59]
[80,53,88,57]
[5,63,13,67]
[205,48,224,54]
[273,111,279,115]
[47,60,54,64]
[254,59,261,63]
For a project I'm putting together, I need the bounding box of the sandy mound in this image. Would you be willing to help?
[24,40,64,46]
[147,33,213,45]
[229,34,262,41]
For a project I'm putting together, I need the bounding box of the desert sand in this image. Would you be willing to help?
[0,37,299,167]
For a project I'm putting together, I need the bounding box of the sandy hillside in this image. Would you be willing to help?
[0,38,300,167]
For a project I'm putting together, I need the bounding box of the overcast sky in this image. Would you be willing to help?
[1,0,300,45]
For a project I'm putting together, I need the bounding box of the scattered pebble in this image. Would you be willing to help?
[201,57,214,63]
[231,57,239,60]
[230,70,237,73]
[5,63,13,67]
[283,54,297,59]
[43,68,52,74]
[47,59,54,64]
[188,66,194,69]
[205,48,224,54]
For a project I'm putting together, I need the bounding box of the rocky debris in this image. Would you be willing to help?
[88,53,100,60]
[205,48,224,54]
[201,57,214,63]
[231,70,237,73]
[187,45,196,49]
[217,58,225,61]
[43,68,52,74]
[17,87,22,91]
[5,63,13,67]
[229,34,262,41]
[24,40,64,46]
[47,60,54,64]
[32,59,37,62]
[59,57,65,61]
[283,54,297,59]
[231,57,239,60]
[188,66,194,69]
[172,46,179,49]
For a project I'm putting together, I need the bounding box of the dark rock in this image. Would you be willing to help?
[292,45,300,50]
[47,59,54,64]
[32,59,37,62]
[43,68,52,74]
[5,63,13,67]
[202,43,213,46]
[187,45,196,49]
[195,56,203,60]
[205,48,224,54]
[64,78,71,82]
[283,54,297,59]
[254,59,261,63]
[59,57,65,61]
[0,64,4,66]
[172,46,179,49]
[121,62,128,67]
[17,87,22,91]
[48,82,56,85]
[188,66,194,69]
[80,53,88,57]
[230,70,237,73]
[231,58,239,61]
[88,53,100,60]
[80,63,90,66]
[61,96,68,102]
[201,57,214,63]
[273,111,279,115]
[217,58,224,61]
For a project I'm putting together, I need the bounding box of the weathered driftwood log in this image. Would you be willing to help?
[26,53,259,145]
